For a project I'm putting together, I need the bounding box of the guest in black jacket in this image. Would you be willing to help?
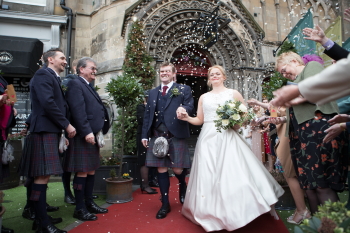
[24,48,76,233]
[64,57,109,221]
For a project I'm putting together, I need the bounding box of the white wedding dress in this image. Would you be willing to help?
[182,89,284,232]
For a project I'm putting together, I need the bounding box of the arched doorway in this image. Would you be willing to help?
[171,44,211,135]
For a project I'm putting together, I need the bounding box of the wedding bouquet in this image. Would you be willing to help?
[214,100,255,132]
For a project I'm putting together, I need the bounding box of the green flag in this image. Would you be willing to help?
[343,37,350,52]
[317,16,342,67]
[287,9,316,56]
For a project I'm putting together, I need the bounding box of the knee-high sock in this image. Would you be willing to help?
[25,177,34,209]
[62,171,73,196]
[73,176,86,211]
[31,183,49,227]
[347,171,350,210]
[175,168,187,189]
[84,174,95,205]
[157,172,170,205]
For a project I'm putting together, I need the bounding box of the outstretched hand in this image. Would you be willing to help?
[303,25,328,45]
[345,7,350,22]
[328,114,350,125]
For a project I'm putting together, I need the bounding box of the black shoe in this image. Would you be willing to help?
[46,204,59,212]
[36,224,67,233]
[49,216,63,225]
[92,195,99,199]
[149,179,159,187]
[32,216,62,231]
[1,226,14,233]
[141,186,158,194]
[156,204,171,219]
[86,201,108,214]
[64,195,76,205]
[73,208,98,221]
[179,184,187,204]
[22,207,36,220]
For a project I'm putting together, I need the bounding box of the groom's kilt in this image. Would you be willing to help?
[145,124,191,168]
[63,136,100,172]
[20,132,63,177]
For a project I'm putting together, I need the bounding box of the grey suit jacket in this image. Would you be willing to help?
[299,53,350,105]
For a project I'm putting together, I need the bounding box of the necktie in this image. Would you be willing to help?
[162,86,168,96]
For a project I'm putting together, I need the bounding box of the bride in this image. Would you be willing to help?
[178,65,284,232]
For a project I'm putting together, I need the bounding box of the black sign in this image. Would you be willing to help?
[9,77,31,134]
[203,20,218,48]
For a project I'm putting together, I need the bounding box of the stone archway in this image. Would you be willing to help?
[122,0,267,101]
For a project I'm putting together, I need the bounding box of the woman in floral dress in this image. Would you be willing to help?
[275,52,348,214]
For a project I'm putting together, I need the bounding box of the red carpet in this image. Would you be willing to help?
[69,177,289,233]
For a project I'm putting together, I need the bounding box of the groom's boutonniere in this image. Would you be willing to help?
[61,85,67,92]
[170,87,181,97]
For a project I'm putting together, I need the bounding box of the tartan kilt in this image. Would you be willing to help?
[63,136,100,172]
[19,133,63,177]
[145,124,191,168]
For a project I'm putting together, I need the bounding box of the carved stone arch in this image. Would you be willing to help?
[122,0,265,99]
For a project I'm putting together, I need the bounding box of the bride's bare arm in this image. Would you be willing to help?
[178,95,204,125]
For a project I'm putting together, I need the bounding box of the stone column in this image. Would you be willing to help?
[275,0,281,41]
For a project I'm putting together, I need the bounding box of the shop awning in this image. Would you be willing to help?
[0,36,43,75]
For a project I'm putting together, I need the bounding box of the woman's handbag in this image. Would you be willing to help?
[152,136,170,158]
[2,139,14,164]
[58,130,67,153]
[96,130,105,148]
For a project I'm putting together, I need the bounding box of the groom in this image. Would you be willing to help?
[142,62,194,219]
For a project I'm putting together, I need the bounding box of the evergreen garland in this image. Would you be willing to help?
[110,20,155,155]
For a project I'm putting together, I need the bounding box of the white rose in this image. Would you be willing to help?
[231,114,240,120]
[228,103,235,109]
[222,119,230,126]
[238,104,247,112]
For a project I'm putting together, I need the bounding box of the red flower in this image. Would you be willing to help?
[321,154,327,162]
[331,140,338,149]
[306,123,310,127]
[315,164,319,168]
[301,143,307,150]
[298,168,304,175]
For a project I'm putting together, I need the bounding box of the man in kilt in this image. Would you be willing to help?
[142,62,194,219]
[63,57,109,221]
[27,48,76,233]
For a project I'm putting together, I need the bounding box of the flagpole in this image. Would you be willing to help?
[273,36,288,57]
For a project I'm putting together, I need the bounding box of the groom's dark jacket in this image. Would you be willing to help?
[142,82,194,139]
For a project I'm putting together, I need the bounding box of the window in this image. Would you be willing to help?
[4,0,46,6]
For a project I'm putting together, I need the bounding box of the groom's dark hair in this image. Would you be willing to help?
[160,62,176,73]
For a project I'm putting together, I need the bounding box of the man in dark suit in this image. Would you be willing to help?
[142,62,194,219]
[27,48,76,233]
[64,57,110,221]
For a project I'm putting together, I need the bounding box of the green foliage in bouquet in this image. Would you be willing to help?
[214,100,255,133]
[294,200,350,233]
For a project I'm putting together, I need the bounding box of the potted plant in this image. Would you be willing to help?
[269,169,296,210]
[105,168,133,203]
[93,155,121,195]
[105,74,143,202]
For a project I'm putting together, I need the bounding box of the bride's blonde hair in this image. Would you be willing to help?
[207,65,227,87]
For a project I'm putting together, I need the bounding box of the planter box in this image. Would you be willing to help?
[94,155,140,195]
[275,185,296,210]
[0,140,22,190]
[122,155,140,185]
[106,178,133,203]
[93,165,120,195]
